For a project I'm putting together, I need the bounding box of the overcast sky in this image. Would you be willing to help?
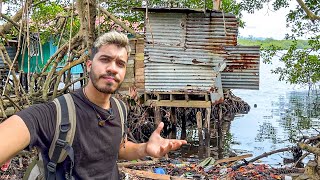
[238,1,298,40]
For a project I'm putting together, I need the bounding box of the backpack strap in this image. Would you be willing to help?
[111,97,127,144]
[47,94,76,180]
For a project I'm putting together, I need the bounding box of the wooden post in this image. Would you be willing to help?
[181,109,187,140]
[197,110,204,158]
[204,107,211,157]
[217,104,223,159]
[134,38,145,90]
[196,111,203,146]
[169,107,177,139]
[154,106,161,128]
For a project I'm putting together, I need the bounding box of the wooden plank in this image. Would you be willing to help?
[118,160,159,167]
[135,76,145,83]
[135,60,144,69]
[145,91,208,95]
[214,154,253,165]
[135,82,145,89]
[145,100,211,108]
[135,69,145,76]
[120,167,170,180]
[135,53,145,61]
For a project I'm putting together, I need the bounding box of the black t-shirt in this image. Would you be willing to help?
[16,88,123,179]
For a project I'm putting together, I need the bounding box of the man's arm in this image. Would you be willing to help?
[118,122,187,160]
[0,115,30,165]
[118,140,148,160]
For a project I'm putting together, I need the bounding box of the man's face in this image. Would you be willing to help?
[87,44,128,94]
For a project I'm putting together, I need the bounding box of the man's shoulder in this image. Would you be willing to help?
[16,101,56,118]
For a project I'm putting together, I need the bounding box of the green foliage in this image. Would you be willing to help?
[238,38,311,50]
[241,0,320,87]
[99,0,244,32]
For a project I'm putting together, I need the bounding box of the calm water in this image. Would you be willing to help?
[231,55,320,166]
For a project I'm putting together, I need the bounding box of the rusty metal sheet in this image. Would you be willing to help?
[222,46,260,89]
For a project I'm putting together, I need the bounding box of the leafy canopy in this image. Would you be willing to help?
[241,0,320,87]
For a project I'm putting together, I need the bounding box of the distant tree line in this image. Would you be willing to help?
[237,38,311,50]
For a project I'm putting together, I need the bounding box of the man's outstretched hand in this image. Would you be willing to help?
[145,122,188,158]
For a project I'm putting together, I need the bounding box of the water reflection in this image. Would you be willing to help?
[255,121,278,144]
[277,91,320,142]
[230,55,320,165]
[171,56,319,165]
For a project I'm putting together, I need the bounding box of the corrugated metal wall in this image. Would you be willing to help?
[145,13,223,92]
[222,46,260,89]
[144,11,260,91]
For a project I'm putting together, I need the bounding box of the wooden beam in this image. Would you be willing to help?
[145,100,211,108]
[118,160,159,167]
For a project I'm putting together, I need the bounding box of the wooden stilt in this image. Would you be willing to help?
[169,107,177,139]
[181,109,187,140]
[204,107,211,157]
[197,110,204,158]
[196,111,203,146]
[154,106,161,128]
[217,105,224,159]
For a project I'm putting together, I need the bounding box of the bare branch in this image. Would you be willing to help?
[98,6,143,38]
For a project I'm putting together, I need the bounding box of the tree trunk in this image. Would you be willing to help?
[76,0,96,57]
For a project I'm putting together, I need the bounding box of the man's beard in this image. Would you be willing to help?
[89,68,122,94]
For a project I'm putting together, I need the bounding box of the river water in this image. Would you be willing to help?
[230,54,320,166]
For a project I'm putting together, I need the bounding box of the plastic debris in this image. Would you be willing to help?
[154,167,166,174]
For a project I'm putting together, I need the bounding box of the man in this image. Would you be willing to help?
[0,31,187,179]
